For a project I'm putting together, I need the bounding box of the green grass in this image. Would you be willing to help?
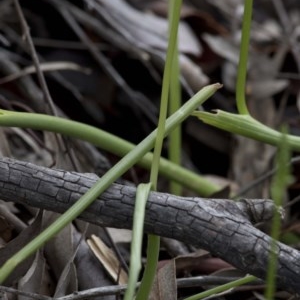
[0,0,294,298]
[0,83,220,284]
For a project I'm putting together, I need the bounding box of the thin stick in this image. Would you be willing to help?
[13,0,57,116]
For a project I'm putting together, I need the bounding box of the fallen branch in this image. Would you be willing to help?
[0,157,299,293]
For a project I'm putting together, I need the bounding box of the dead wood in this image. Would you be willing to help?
[0,157,299,293]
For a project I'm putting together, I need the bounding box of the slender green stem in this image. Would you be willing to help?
[124,183,152,300]
[169,30,182,196]
[265,128,290,300]
[236,0,253,115]
[0,83,221,283]
[135,234,160,299]
[149,0,182,186]
[0,106,220,196]
[137,0,182,298]
[194,110,300,151]
[184,275,257,300]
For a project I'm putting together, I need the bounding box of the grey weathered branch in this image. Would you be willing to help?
[0,157,299,293]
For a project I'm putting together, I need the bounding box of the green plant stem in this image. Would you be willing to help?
[184,275,257,300]
[169,36,182,195]
[135,234,160,299]
[124,183,152,300]
[236,0,253,115]
[137,0,182,298]
[0,83,221,283]
[194,110,300,151]
[265,128,290,300]
[149,0,182,187]
[0,108,221,197]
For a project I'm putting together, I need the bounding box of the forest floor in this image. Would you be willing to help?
[0,0,300,299]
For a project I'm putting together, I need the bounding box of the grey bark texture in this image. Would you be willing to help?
[0,157,299,293]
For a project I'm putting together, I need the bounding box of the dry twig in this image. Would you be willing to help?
[0,157,299,293]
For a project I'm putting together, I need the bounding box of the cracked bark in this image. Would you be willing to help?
[0,157,299,293]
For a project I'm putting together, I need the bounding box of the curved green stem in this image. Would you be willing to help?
[0,90,221,197]
[0,83,221,283]
[194,110,300,151]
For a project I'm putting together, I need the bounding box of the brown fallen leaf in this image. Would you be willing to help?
[87,234,128,285]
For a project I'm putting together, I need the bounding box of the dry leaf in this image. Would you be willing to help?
[0,211,43,285]
[150,259,177,300]
[0,61,91,85]
[97,0,202,56]
[87,234,128,285]
[18,250,52,300]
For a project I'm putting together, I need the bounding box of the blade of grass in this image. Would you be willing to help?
[149,0,182,188]
[0,83,221,284]
[183,274,257,300]
[236,0,252,115]
[0,108,219,196]
[124,183,152,300]
[168,23,182,196]
[265,127,291,299]
[136,0,182,298]
[193,110,300,151]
